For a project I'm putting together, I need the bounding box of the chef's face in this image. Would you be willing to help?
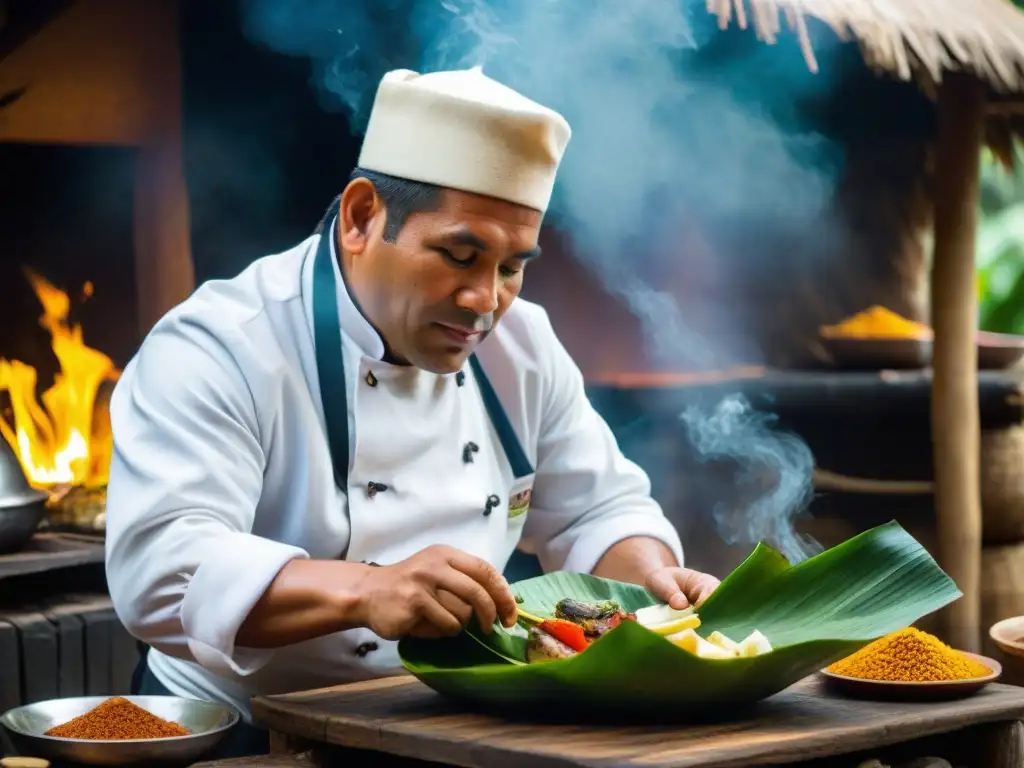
[338,178,543,374]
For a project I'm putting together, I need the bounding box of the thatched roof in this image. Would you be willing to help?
[707,0,1024,94]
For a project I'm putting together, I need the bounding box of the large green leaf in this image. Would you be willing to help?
[398,521,961,715]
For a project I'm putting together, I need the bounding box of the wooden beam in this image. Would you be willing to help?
[930,72,986,653]
[131,0,194,336]
[986,101,1024,116]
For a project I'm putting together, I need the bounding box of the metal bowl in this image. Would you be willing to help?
[0,696,239,766]
[0,439,47,554]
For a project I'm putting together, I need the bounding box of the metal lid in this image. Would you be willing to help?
[0,438,48,509]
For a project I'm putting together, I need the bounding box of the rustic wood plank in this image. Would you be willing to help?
[252,677,1024,768]
[3,608,58,704]
[80,603,112,696]
[191,753,317,767]
[0,619,21,710]
[257,677,413,744]
[268,732,318,756]
[0,617,24,757]
[39,597,86,698]
[975,720,1024,768]
[109,619,140,694]
[37,594,140,696]
[0,533,104,581]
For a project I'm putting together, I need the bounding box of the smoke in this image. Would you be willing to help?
[241,0,843,563]
[682,395,821,563]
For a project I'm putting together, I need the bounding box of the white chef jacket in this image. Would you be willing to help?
[104,226,684,720]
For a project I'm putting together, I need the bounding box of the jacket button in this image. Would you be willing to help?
[365,370,378,387]
[462,441,480,464]
[455,371,465,387]
[483,494,500,517]
[354,642,378,657]
[367,481,388,499]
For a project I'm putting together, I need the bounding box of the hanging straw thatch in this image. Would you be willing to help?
[707,0,1024,94]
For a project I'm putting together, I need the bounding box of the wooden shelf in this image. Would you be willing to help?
[0,532,104,582]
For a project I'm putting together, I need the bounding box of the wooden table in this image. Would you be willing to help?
[250,675,1024,768]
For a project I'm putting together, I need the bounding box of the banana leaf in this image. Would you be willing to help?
[398,521,961,715]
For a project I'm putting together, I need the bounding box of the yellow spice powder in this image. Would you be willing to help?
[827,627,990,682]
[820,305,932,340]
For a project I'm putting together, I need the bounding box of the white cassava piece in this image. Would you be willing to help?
[357,67,572,213]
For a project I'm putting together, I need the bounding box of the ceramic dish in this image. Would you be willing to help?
[820,337,932,370]
[989,616,1024,660]
[976,331,1024,370]
[820,331,1024,371]
[819,652,1001,701]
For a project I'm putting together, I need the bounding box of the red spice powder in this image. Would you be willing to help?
[44,697,191,740]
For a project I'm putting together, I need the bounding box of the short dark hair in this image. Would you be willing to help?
[349,167,442,242]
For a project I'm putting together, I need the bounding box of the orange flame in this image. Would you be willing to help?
[0,269,121,488]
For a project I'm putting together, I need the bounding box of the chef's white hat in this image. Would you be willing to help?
[357,67,572,213]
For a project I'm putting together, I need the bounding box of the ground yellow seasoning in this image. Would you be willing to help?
[820,305,933,340]
[827,627,991,682]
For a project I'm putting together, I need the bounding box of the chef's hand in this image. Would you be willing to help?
[645,566,720,610]
[353,545,519,640]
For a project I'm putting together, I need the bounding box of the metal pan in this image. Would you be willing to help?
[0,440,47,554]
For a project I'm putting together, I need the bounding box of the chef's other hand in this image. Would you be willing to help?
[354,544,518,640]
[645,566,720,610]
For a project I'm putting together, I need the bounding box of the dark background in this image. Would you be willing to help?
[0,0,935,381]
[0,1,354,380]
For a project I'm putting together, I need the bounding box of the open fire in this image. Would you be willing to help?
[0,268,120,492]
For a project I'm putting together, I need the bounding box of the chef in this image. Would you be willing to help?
[104,66,720,758]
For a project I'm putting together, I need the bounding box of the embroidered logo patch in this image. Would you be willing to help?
[508,488,532,519]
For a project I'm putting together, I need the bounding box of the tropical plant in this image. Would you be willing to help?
[977,143,1024,334]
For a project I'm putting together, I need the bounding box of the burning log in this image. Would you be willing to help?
[46,484,107,532]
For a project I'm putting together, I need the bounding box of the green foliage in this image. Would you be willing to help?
[978,145,1024,334]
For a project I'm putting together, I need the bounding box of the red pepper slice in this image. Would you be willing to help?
[539,619,589,652]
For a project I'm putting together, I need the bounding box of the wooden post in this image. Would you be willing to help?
[977,721,1024,768]
[132,0,195,337]
[930,72,986,653]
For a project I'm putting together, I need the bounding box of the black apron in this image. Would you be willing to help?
[130,201,543,759]
[311,204,535,493]
[312,199,543,583]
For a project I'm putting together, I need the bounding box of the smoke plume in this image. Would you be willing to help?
[241,0,843,563]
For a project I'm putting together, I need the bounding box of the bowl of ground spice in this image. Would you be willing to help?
[819,306,934,370]
[0,695,238,765]
[819,627,1001,701]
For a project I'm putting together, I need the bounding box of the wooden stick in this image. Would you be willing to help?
[813,469,934,495]
[930,72,986,654]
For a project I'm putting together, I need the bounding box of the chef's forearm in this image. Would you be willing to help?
[591,536,678,584]
[235,559,371,648]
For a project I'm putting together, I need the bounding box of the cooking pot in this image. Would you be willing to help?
[0,438,47,554]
